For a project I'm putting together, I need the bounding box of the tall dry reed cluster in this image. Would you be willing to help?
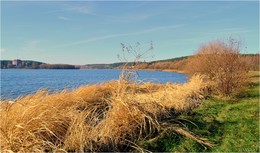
[0,75,211,152]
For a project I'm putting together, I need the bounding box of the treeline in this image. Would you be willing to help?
[0,60,44,69]
[1,54,258,70]
[81,62,125,69]
[133,54,259,72]
[241,54,260,71]
[39,64,78,69]
[0,60,78,69]
[88,54,258,71]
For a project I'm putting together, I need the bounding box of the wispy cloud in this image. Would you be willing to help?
[69,6,92,14]
[203,28,252,35]
[103,13,151,23]
[64,4,94,14]
[42,1,95,14]
[42,3,95,15]
[59,24,185,47]
[137,24,184,34]
[58,16,69,21]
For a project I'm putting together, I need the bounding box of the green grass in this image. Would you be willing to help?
[141,76,259,152]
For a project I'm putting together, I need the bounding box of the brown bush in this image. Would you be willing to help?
[169,58,189,71]
[185,38,248,97]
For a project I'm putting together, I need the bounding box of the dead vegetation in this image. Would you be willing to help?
[185,38,251,97]
[0,41,216,152]
[0,74,211,152]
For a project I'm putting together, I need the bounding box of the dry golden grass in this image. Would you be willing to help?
[0,75,211,152]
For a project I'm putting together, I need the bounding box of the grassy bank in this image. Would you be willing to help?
[1,71,258,152]
[0,75,211,152]
[141,71,259,152]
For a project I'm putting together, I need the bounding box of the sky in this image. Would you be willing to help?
[1,0,259,65]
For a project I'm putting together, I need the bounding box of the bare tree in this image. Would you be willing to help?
[118,41,153,83]
[185,37,248,97]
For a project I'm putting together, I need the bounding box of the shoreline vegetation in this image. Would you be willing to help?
[0,39,259,152]
[0,74,212,152]
[0,71,258,152]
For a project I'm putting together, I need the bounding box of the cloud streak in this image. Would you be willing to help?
[58,16,69,20]
[202,28,252,36]
[67,6,92,14]
[103,13,152,24]
[59,24,185,47]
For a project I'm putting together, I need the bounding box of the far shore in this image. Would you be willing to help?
[2,67,187,74]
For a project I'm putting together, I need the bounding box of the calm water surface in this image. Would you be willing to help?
[0,69,187,100]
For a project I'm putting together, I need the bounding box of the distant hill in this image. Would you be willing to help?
[81,54,258,72]
[0,60,78,69]
[81,63,125,69]
[0,60,45,69]
[136,54,259,71]
[149,56,190,64]
[1,54,258,70]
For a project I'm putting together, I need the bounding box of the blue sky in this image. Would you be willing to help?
[1,0,259,65]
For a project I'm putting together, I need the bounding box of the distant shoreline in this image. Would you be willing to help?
[1,54,258,71]
[0,68,186,74]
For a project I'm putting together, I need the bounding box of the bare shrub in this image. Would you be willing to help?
[185,38,248,97]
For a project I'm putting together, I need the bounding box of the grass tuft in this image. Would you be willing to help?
[0,75,211,152]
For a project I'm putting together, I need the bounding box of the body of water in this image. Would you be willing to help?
[0,69,187,100]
